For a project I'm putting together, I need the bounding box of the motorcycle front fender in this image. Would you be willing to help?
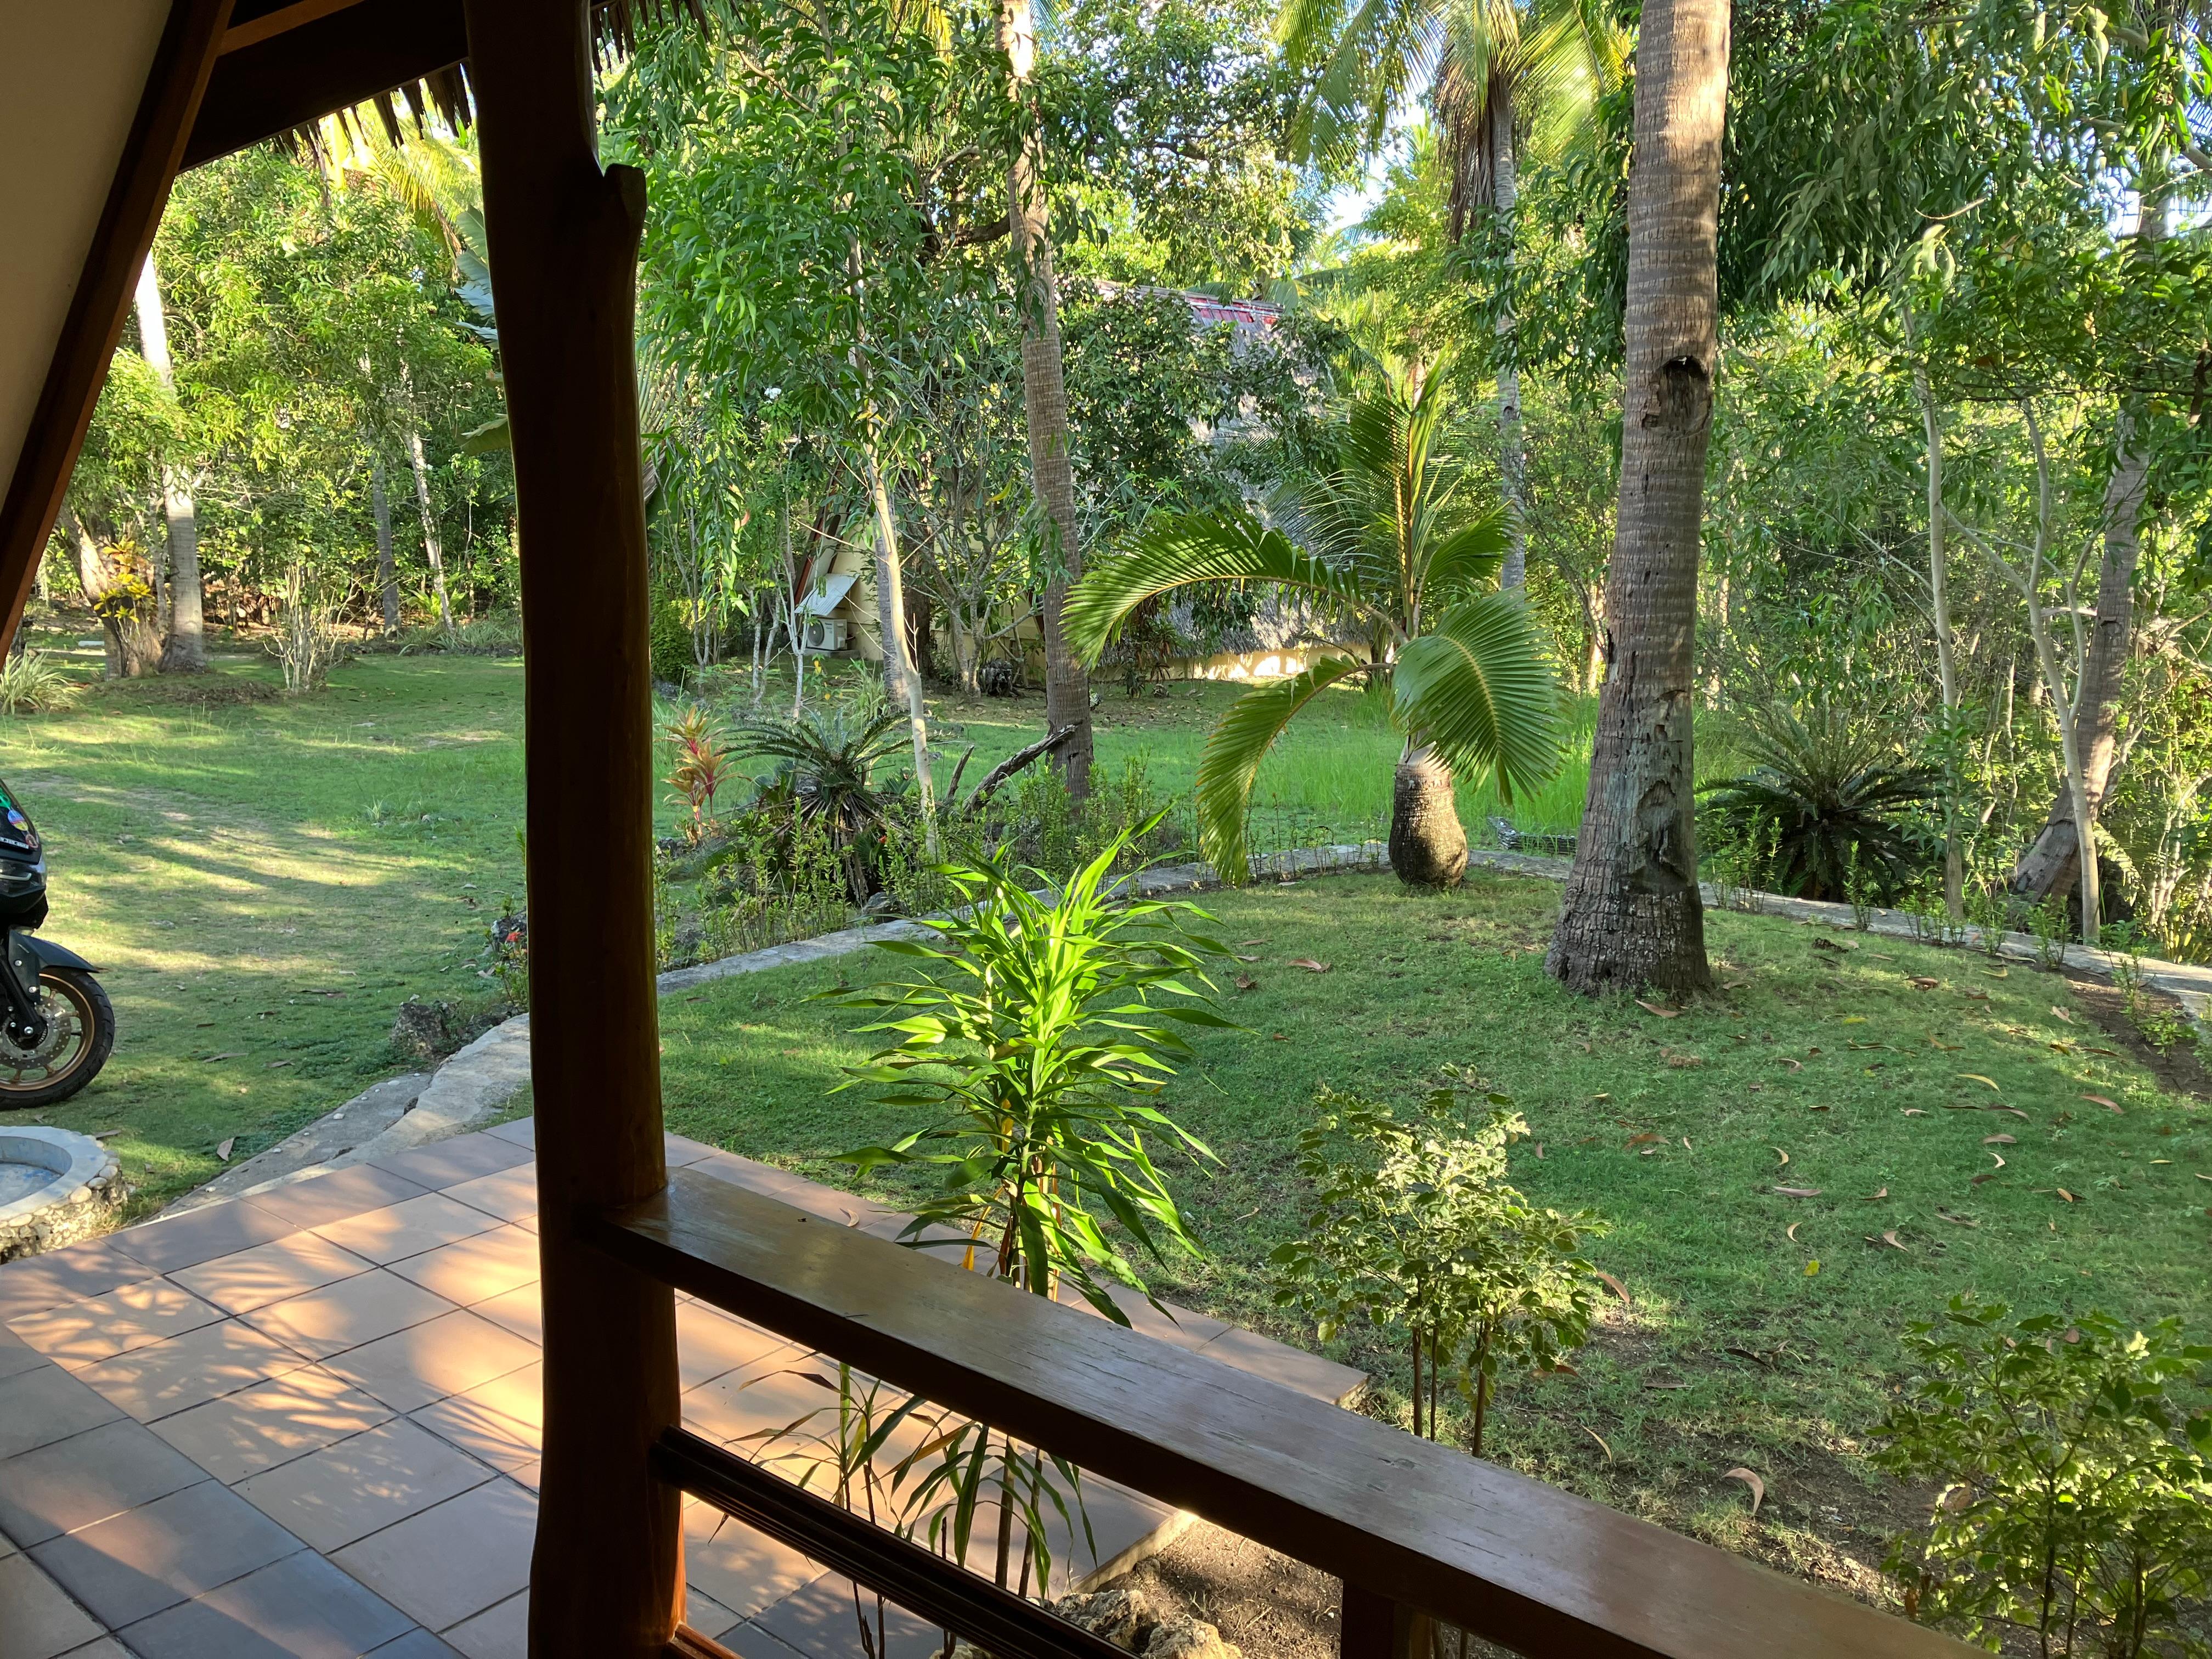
[20,935,99,974]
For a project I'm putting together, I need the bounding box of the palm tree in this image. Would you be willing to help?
[1544,0,1730,996]
[1065,361,1558,885]
[1280,0,1623,589]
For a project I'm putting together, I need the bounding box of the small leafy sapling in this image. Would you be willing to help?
[1871,1297,2212,1658]
[1272,1087,1608,1455]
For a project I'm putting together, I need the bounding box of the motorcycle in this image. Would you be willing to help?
[0,777,114,1106]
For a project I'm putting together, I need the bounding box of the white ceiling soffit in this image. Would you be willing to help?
[0,0,173,517]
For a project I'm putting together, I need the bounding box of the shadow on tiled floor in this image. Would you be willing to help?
[0,1123,1362,1658]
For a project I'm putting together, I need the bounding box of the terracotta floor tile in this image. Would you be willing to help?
[386,1226,539,1307]
[0,1240,162,1323]
[29,1480,300,1627]
[151,1366,393,1485]
[0,1324,47,1379]
[237,1419,496,1553]
[678,1298,794,1392]
[438,1167,536,1226]
[746,1574,946,1659]
[681,1353,849,1447]
[105,1200,296,1275]
[171,1231,375,1316]
[408,1364,540,1475]
[0,1551,107,1659]
[683,1504,826,1623]
[321,1310,538,1414]
[116,1548,414,1659]
[470,1283,541,1345]
[72,1318,308,1423]
[330,1478,536,1633]
[246,1165,431,1233]
[439,1587,526,1659]
[665,1133,720,1167]
[314,1195,504,1267]
[244,1268,458,1361]
[8,1279,224,1369]
[0,1418,207,1545]
[483,1119,534,1149]
[0,1363,127,1459]
[371,1135,535,1192]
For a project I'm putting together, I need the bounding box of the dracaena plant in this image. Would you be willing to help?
[1062,357,1560,888]
[823,815,1232,1319]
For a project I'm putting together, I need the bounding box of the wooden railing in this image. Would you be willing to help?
[585,1165,1975,1659]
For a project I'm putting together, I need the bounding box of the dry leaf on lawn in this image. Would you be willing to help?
[1774,1147,1790,1165]
[1937,1210,1979,1227]
[1234,975,1259,992]
[1901,1108,1928,1116]
[1785,1222,1800,1242]
[1983,1133,2016,1146]
[1635,1000,1682,1018]
[1288,958,1331,973]
[1597,1271,1632,1307]
[1863,1187,1889,1200]
[1959,1074,2000,1090]
[215,1138,234,1162]
[2083,1094,2122,1113]
[1722,1468,1766,1517]
[1722,980,1751,990]
[2056,1188,2080,1203]
[2051,1007,2075,1024]
[1583,1426,1613,1460]
[1237,939,1267,946]
[201,1052,244,1063]
[1234,953,1260,963]
[1875,1230,1908,1249]
[1781,1057,1803,1070]
[1910,977,1940,990]
[1775,1185,1823,1197]
[1626,1131,1664,1148]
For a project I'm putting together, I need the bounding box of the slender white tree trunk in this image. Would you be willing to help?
[1915,370,1964,919]
[864,448,938,857]
[400,373,453,633]
[1491,86,1527,591]
[134,252,205,672]
[373,457,400,635]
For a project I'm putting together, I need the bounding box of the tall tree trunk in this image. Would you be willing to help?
[872,539,909,704]
[1390,742,1469,887]
[2010,178,2165,910]
[1916,370,1965,920]
[401,368,454,633]
[63,505,161,678]
[373,456,400,635]
[1001,0,1095,798]
[1547,0,1729,998]
[134,251,205,673]
[864,448,939,857]
[1491,85,1527,591]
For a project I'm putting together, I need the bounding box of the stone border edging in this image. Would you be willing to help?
[184,837,2210,1210]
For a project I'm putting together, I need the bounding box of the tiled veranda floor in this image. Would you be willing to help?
[0,1122,1361,1659]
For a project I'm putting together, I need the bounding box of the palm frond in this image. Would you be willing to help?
[1195,655,1373,883]
[1063,514,1379,665]
[1391,592,1559,804]
[1421,510,1509,605]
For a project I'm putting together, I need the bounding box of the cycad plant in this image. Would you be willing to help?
[1064,360,1559,887]
[1697,701,1940,903]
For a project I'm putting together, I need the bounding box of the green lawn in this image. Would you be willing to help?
[654,871,2211,1585]
[1,642,1577,1209]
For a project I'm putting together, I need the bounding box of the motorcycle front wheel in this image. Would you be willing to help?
[0,968,115,1108]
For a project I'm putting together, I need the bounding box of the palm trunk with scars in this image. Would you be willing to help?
[1547,0,1729,997]
[134,252,205,673]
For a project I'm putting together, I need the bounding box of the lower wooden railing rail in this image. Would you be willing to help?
[585,1165,1974,1659]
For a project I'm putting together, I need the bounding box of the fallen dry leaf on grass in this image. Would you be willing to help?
[2083,1094,2122,1113]
[1597,1271,1632,1307]
[1635,999,1683,1018]
[1583,1426,1613,1460]
[1963,990,1990,1001]
[201,1052,244,1063]
[1644,1379,1688,1390]
[266,1059,291,1069]
[1775,1185,1823,1197]
[2051,1007,2074,1024]
[89,1128,122,1140]
[1722,979,1751,990]
[1983,968,2009,979]
[1996,1107,2029,1120]
[1234,953,1260,963]
[1237,939,1266,946]
[1781,1057,1803,1071]
[1873,1230,1908,1250]
[215,1138,234,1162]
[1910,977,1941,990]
[1722,1468,1767,1517]
[1774,1147,1790,1165]
[1626,1131,1664,1148]
[1786,1222,1800,1242]
[1233,975,1259,992]
[1959,1073,2000,1090]
[1937,1210,1979,1227]
[2087,1046,2119,1057]
[1901,1108,1928,1116]
[1287,958,1331,973]
[1863,1188,1889,1200]
[1533,1143,1544,1159]
[2056,1188,2080,1203]
[1983,1133,2016,1146]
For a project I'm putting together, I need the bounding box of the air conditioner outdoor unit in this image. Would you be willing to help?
[801,617,849,653]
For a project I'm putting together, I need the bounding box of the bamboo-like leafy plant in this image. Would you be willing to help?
[1062,358,1559,887]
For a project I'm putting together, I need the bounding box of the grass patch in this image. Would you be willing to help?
[657,870,2211,1583]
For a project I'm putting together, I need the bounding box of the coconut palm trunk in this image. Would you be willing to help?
[1546,0,1729,997]
[1489,84,1527,592]
[133,251,205,673]
[1391,741,1470,885]
[1001,0,1095,799]
[373,456,400,635]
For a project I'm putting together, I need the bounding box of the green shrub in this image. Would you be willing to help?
[1272,1086,1607,1453]
[0,650,83,715]
[650,591,693,687]
[1872,1297,2212,1657]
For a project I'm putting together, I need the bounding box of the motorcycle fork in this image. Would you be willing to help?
[0,930,49,1048]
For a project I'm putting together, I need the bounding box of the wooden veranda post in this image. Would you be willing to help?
[462,1,684,1652]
